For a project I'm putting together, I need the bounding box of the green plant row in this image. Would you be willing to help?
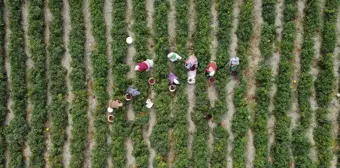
[6,0,29,167]
[131,0,150,167]
[292,0,320,167]
[172,0,189,167]
[191,0,211,167]
[209,0,233,167]
[111,0,129,167]
[68,0,89,167]
[47,0,68,167]
[271,0,297,167]
[314,0,339,167]
[89,0,110,167]
[231,0,253,167]
[151,1,171,167]
[0,1,7,167]
[252,0,276,167]
[27,0,48,167]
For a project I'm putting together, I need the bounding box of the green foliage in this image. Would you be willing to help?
[314,0,339,167]
[111,0,129,167]
[27,0,48,167]
[172,0,189,167]
[231,0,253,167]
[252,0,276,167]
[191,0,212,167]
[210,0,233,167]
[47,0,68,167]
[271,0,297,167]
[292,0,321,167]
[89,0,110,167]
[68,0,89,167]
[6,0,28,167]
[131,0,152,167]
[0,0,6,167]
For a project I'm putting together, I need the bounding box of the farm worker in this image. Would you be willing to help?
[135,59,154,72]
[145,99,154,108]
[126,87,141,97]
[109,100,123,109]
[205,61,217,77]
[185,55,198,71]
[168,73,180,85]
[229,57,240,67]
[168,52,182,62]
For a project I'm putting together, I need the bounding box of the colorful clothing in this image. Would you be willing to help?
[168,73,179,84]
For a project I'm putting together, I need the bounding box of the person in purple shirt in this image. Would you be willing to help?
[168,73,179,85]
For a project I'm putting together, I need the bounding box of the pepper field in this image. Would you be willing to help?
[0,0,340,167]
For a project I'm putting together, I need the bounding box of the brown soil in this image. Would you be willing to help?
[187,0,197,55]
[61,0,72,167]
[225,1,242,167]
[105,0,114,98]
[268,0,284,162]
[44,1,53,167]
[22,1,32,165]
[84,0,96,166]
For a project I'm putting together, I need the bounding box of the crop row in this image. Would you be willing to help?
[68,0,89,167]
[151,0,171,167]
[0,1,7,167]
[231,0,253,167]
[271,0,297,166]
[314,0,339,167]
[89,0,110,167]
[172,0,189,167]
[131,0,150,167]
[292,0,320,167]
[6,0,28,167]
[253,0,276,167]
[48,0,69,166]
[27,0,48,167]
[191,0,211,167]
[209,0,233,167]
[111,0,129,167]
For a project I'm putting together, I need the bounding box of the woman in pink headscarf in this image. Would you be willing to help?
[185,55,198,84]
[185,55,198,71]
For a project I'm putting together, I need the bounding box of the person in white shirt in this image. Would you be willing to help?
[167,52,182,62]
[229,57,240,67]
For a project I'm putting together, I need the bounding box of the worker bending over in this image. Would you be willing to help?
[205,61,217,77]
[135,59,154,72]
[168,73,180,85]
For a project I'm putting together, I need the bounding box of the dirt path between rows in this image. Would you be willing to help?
[61,0,72,167]
[126,0,136,167]
[44,1,52,167]
[126,0,136,122]
[267,0,284,163]
[22,1,32,166]
[167,0,176,166]
[245,0,263,167]
[3,1,13,167]
[83,0,96,166]
[103,0,113,167]
[144,0,157,167]
[289,0,305,132]
[309,0,326,163]
[330,9,340,168]
[207,1,219,166]
[105,0,114,98]
[225,1,242,167]
[187,0,197,161]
